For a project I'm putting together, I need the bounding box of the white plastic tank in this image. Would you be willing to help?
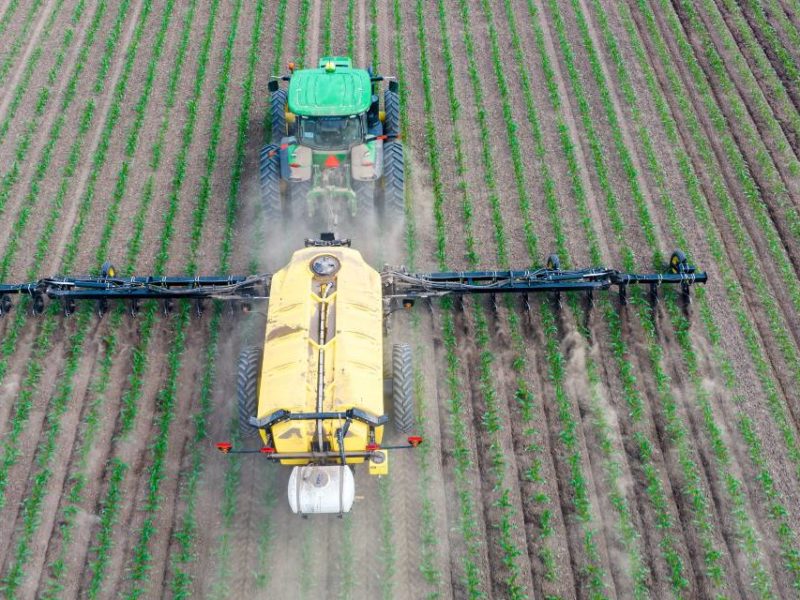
[288,465,355,514]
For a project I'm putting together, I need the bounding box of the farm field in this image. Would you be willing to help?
[0,0,799,598]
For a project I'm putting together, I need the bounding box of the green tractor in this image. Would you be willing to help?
[259,56,404,227]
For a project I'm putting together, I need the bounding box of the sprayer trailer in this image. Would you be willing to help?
[0,237,707,515]
[260,57,404,228]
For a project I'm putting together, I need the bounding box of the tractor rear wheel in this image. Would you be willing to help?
[392,343,414,434]
[354,180,375,218]
[382,141,404,218]
[289,179,312,220]
[259,143,282,219]
[384,89,400,137]
[270,89,288,143]
[237,346,261,438]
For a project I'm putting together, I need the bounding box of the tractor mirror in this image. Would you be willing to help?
[389,80,399,93]
[268,79,279,92]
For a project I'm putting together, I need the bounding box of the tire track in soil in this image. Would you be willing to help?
[308,0,322,65]
[0,0,48,92]
[0,0,150,576]
[627,0,800,451]
[0,0,62,115]
[401,0,492,594]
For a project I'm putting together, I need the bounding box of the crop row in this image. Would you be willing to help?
[411,1,484,596]
[0,0,128,509]
[530,0,691,592]
[443,0,598,595]
[545,0,746,592]
[0,0,107,221]
[0,0,153,594]
[0,0,71,145]
[121,0,243,595]
[633,0,800,487]
[716,0,800,157]
[570,0,785,594]
[676,0,800,264]
[170,0,279,594]
[294,0,312,68]
[55,0,201,594]
[82,0,222,595]
[502,0,654,595]
[0,0,109,412]
[390,2,443,595]
[0,0,20,40]
[743,0,800,87]
[695,0,800,174]
[658,0,800,342]
[0,0,45,86]
[617,0,800,588]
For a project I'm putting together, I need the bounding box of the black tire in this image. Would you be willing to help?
[237,346,261,438]
[270,88,288,143]
[392,343,414,434]
[289,178,312,220]
[384,89,400,137]
[353,179,375,218]
[382,141,404,218]
[259,143,282,219]
[670,249,687,274]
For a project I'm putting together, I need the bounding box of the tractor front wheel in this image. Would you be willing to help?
[259,143,282,219]
[237,346,261,438]
[270,89,288,143]
[392,343,414,434]
[382,141,404,219]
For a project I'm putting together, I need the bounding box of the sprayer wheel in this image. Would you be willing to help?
[392,343,414,434]
[237,346,261,438]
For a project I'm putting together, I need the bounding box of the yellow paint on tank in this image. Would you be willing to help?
[256,246,385,466]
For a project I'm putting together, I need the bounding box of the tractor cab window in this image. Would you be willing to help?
[299,115,363,149]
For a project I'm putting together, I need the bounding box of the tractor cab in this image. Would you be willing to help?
[259,56,404,227]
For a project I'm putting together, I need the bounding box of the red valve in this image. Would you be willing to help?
[216,442,232,454]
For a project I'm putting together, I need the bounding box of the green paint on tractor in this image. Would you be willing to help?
[288,57,372,117]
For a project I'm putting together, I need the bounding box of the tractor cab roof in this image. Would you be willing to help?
[288,56,372,117]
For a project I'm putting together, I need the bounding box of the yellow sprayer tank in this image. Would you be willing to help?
[255,245,388,514]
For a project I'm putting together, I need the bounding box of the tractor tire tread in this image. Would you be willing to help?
[383,141,404,218]
[384,89,400,137]
[392,343,414,434]
[259,143,282,219]
[270,88,288,144]
[237,346,261,438]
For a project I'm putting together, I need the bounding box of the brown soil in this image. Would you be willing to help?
[1,2,800,599]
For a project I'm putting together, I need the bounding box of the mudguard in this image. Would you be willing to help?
[351,139,382,181]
